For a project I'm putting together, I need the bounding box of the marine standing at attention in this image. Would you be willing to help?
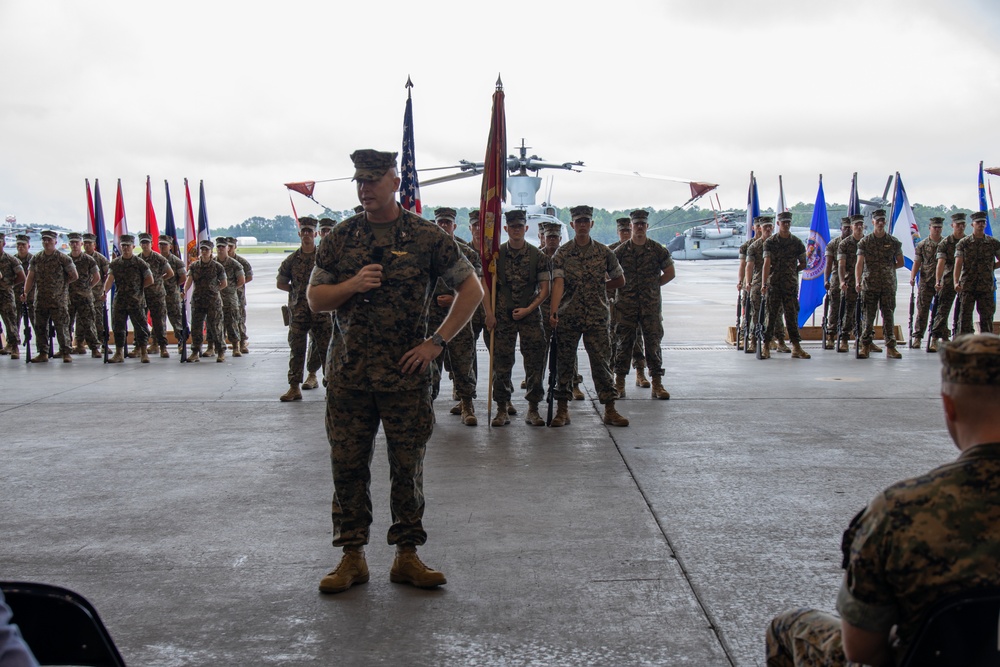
[228,237,253,354]
[83,233,111,352]
[823,218,851,349]
[184,240,227,363]
[158,235,188,354]
[855,209,904,359]
[66,232,101,357]
[215,238,246,358]
[548,205,628,427]
[103,234,153,363]
[307,149,482,594]
[952,210,1000,335]
[21,230,79,363]
[761,212,809,359]
[929,212,967,351]
[609,216,647,386]
[909,216,944,348]
[836,215,866,353]
[0,232,26,359]
[13,234,34,336]
[138,232,175,358]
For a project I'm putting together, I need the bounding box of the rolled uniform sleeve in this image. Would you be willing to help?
[606,249,623,281]
[835,493,899,634]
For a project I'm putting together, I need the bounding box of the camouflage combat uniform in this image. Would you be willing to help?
[188,258,225,353]
[162,252,187,339]
[837,235,861,343]
[954,234,1000,334]
[613,239,672,378]
[108,255,152,348]
[218,256,245,345]
[310,209,475,547]
[857,232,902,347]
[14,250,34,333]
[746,237,787,344]
[277,247,332,385]
[232,251,253,344]
[428,239,481,402]
[551,238,623,404]
[932,234,962,339]
[608,238,645,371]
[0,252,24,348]
[491,241,549,405]
[140,250,172,349]
[825,234,844,339]
[29,250,77,354]
[762,233,806,344]
[912,235,940,340]
[766,442,1000,666]
[68,252,100,350]
[86,249,110,347]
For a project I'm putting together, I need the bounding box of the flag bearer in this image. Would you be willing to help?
[953,210,1000,336]
[855,209,904,359]
[103,234,152,363]
[215,238,245,357]
[823,218,851,349]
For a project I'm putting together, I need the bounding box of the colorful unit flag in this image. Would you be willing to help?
[400,77,422,214]
[86,179,96,236]
[979,161,994,237]
[744,172,760,241]
[164,181,180,257]
[113,179,128,258]
[776,175,787,214]
[890,172,917,271]
[184,178,197,265]
[478,77,507,295]
[93,179,110,259]
[145,176,160,249]
[848,172,860,217]
[798,176,831,327]
[197,180,211,249]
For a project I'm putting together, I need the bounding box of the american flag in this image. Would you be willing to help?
[400,79,421,214]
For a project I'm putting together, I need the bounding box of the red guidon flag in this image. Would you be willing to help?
[145,175,160,249]
[478,76,507,296]
[284,181,316,197]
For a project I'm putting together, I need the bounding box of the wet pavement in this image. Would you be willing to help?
[1,255,954,666]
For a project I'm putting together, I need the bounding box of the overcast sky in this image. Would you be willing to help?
[2,0,999,231]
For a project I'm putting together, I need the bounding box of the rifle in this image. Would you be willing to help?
[22,302,32,364]
[47,318,55,357]
[855,291,863,358]
[735,288,743,350]
[821,292,831,350]
[836,292,848,353]
[952,292,962,338]
[925,292,938,353]
[179,291,190,362]
[546,329,558,426]
[755,294,767,360]
[907,283,916,346]
[743,290,753,354]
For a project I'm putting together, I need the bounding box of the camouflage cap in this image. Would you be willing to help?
[928,217,945,226]
[83,233,97,242]
[468,210,481,225]
[940,334,1000,385]
[67,232,83,241]
[317,219,335,230]
[137,232,153,243]
[434,207,457,222]
[570,205,594,221]
[226,236,238,245]
[616,217,631,231]
[850,214,865,224]
[119,234,136,245]
[951,212,968,223]
[298,217,318,229]
[871,209,887,221]
[543,222,563,238]
[504,209,526,224]
[199,240,214,251]
[840,216,852,227]
[755,215,774,226]
[16,234,30,244]
[970,211,988,222]
[158,235,174,244]
[214,236,228,246]
[630,210,650,224]
[350,149,398,181]
[40,230,58,240]
[777,211,793,223]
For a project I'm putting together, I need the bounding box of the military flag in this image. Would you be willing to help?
[745,172,760,241]
[777,175,788,213]
[479,76,507,295]
[798,175,830,327]
[86,179,96,236]
[145,176,160,249]
[848,172,860,217]
[197,180,211,249]
[93,179,110,259]
[890,172,917,271]
[979,161,994,236]
[113,179,128,258]
[163,181,180,257]
[184,178,197,265]
[400,77,422,215]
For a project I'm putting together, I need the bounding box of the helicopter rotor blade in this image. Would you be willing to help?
[420,170,482,187]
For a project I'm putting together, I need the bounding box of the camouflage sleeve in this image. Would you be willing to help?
[660,245,674,270]
[936,241,949,261]
[277,254,293,282]
[551,249,565,280]
[462,242,483,278]
[856,239,868,257]
[606,246,624,281]
[137,257,153,280]
[835,493,899,633]
[233,262,245,280]
[311,233,339,286]
[242,258,253,279]
[436,235,476,290]
[954,238,965,258]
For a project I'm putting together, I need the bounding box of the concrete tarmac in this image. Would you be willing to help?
[1,255,955,666]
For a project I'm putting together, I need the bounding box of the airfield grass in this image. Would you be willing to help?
[233,245,296,254]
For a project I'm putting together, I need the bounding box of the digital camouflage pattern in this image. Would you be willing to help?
[857,233,902,346]
[68,252,99,349]
[825,236,844,334]
[311,209,474,547]
[162,252,187,337]
[763,234,806,344]
[954,234,1000,334]
[932,234,963,338]
[428,239,481,401]
[613,239,672,377]
[108,255,152,347]
[87,250,110,345]
[766,608,848,667]
[218,256,245,344]
[188,258,225,351]
[278,248,331,384]
[745,237,786,343]
[14,251,33,334]
[232,252,253,343]
[551,238,623,404]
[0,253,24,347]
[140,251,171,347]
[837,236,862,341]
[912,236,940,339]
[491,242,548,404]
[29,250,77,353]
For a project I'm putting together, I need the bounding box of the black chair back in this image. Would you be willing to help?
[901,588,1000,667]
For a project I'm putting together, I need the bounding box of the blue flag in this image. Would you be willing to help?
[979,161,994,237]
[890,172,918,271]
[197,180,211,245]
[798,177,830,327]
[848,172,860,217]
[164,180,180,257]
[93,179,110,259]
[744,172,759,241]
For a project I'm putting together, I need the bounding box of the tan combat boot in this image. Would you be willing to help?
[571,384,585,401]
[886,344,902,359]
[651,376,670,400]
[147,341,159,355]
[747,339,756,354]
[635,366,651,388]
[520,379,527,389]
[869,342,883,353]
[280,383,302,402]
[760,343,771,359]
[216,346,225,362]
[550,400,570,427]
[62,350,73,363]
[302,372,319,390]
[9,344,19,360]
[73,342,86,355]
[91,347,102,358]
[109,347,124,363]
[603,401,629,427]
[240,340,249,354]
[390,545,446,588]
[319,547,369,594]
[776,339,791,353]
[838,339,849,353]
[525,402,544,426]
[614,374,626,399]
[202,342,216,358]
[160,345,170,358]
[490,404,509,427]
[909,337,921,349]
[858,343,870,359]
[449,401,462,415]
[31,351,49,363]
[791,342,811,359]
[187,347,201,362]
[461,398,478,426]
[927,338,938,353]
[230,339,242,358]
[138,345,150,363]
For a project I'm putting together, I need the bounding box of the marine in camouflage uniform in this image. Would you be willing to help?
[736,225,757,350]
[613,209,674,399]
[427,207,482,425]
[930,212,967,349]
[745,220,788,355]
[276,218,331,401]
[836,215,866,352]
[138,233,175,357]
[466,211,488,387]
[23,229,79,362]
[909,217,943,347]
[304,220,337,381]
[766,334,1000,666]
[549,205,629,427]
[13,235,35,336]
[104,235,153,362]
[158,236,187,351]
[953,210,1000,335]
[184,240,226,362]
[855,209,904,358]
[309,150,480,594]
[0,232,26,358]
[482,209,549,426]
[215,238,245,356]
[66,233,101,356]
[228,237,253,353]
[83,234,111,351]
[762,211,810,359]
[609,217,647,384]
[823,218,851,347]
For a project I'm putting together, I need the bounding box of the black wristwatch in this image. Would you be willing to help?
[429,332,445,347]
